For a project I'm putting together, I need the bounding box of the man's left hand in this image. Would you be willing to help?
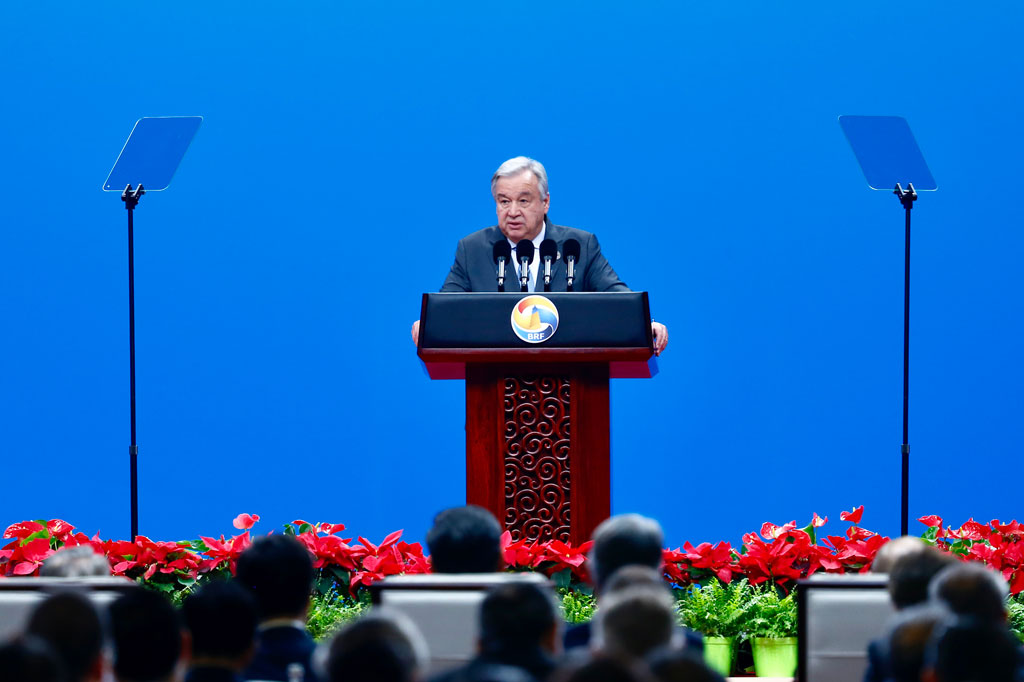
[652,322,669,356]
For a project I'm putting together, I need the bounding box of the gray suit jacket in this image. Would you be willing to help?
[440,219,629,293]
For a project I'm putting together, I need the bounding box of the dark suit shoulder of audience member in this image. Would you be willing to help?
[885,604,949,682]
[426,505,503,573]
[183,580,259,682]
[236,535,318,682]
[323,609,427,682]
[26,591,104,682]
[922,616,1020,682]
[0,635,68,682]
[109,587,185,682]
[647,646,725,682]
[550,653,656,682]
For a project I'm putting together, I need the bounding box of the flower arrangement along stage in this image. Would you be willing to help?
[3,507,1024,642]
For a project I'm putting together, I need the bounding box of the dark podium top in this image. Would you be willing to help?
[418,292,657,379]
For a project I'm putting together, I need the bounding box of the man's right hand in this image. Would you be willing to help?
[411,320,420,346]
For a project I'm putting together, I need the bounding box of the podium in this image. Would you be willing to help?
[418,292,656,545]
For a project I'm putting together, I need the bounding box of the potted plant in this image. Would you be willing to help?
[677,579,750,676]
[742,585,798,677]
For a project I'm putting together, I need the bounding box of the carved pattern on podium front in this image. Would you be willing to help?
[503,374,571,542]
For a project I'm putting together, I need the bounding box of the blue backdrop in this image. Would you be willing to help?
[2,2,1022,548]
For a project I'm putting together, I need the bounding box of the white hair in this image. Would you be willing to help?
[491,156,549,199]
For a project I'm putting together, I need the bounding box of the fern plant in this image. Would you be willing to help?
[307,589,371,641]
[743,584,797,639]
[1009,593,1024,644]
[676,579,750,638]
[560,587,597,624]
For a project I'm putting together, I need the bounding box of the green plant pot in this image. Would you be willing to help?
[702,636,734,676]
[751,637,797,677]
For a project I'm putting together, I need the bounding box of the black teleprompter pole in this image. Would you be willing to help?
[895,182,916,537]
[122,183,145,541]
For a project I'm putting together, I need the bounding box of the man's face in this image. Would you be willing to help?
[494,171,549,243]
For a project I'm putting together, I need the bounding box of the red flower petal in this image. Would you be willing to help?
[840,506,864,524]
[232,514,260,530]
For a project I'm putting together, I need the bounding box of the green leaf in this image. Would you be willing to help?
[177,575,196,586]
[921,526,939,544]
[552,568,573,590]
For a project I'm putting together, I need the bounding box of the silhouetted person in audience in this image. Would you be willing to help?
[109,588,188,682]
[922,617,1020,682]
[564,515,701,653]
[870,536,926,574]
[593,586,677,660]
[929,563,1009,623]
[426,506,504,573]
[323,609,427,682]
[39,546,111,578]
[432,581,560,682]
[235,535,318,682]
[183,581,259,682]
[647,646,725,682]
[0,636,68,682]
[26,592,105,682]
[885,604,949,682]
[550,653,654,682]
[864,543,957,682]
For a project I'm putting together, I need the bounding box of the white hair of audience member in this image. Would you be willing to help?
[40,546,111,578]
[588,514,665,592]
[316,607,429,682]
[870,536,926,574]
[491,157,549,199]
[592,586,679,659]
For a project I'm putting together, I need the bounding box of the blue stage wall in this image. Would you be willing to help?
[2,2,1022,547]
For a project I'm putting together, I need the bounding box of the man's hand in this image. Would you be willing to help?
[652,321,668,356]
[411,319,420,346]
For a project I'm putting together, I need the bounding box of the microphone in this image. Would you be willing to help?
[492,240,512,290]
[515,240,535,292]
[539,239,557,290]
[562,238,580,291]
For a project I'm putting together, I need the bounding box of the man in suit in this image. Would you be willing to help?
[411,156,668,354]
[235,535,319,682]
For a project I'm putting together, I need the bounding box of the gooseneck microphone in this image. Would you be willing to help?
[562,238,581,291]
[492,240,512,290]
[539,238,557,291]
[515,240,535,292]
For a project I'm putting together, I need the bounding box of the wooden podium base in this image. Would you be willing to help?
[465,363,611,546]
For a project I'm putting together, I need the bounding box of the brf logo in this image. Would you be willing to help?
[510,295,559,344]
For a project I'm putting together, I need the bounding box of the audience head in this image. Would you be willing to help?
[594,586,677,659]
[39,546,111,578]
[603,566,671,597]
[589,515,664,593]
[923,617,1019,682]
[887,545,957,610]
[235,534,314,620]
[647,647,725,682]
[479,581,559,657]
[426,505,503,574]
[871,536,926,574]
[886,603,949,682]
[108,588,184,682]
[26,592,104,682]
[182,580,258,668]
[323,609,428,682]
[0,636,68,682]
[929,563,1009,623]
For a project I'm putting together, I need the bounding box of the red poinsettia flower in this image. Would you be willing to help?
[840,506,864,524]
[232,514,260,530]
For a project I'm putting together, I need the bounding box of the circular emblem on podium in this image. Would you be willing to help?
[511,295,559,344]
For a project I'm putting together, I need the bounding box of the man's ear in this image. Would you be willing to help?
[541,623,559,655]
[922,667,938,682]
[86,651,105,682]
[179,629,193,665]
